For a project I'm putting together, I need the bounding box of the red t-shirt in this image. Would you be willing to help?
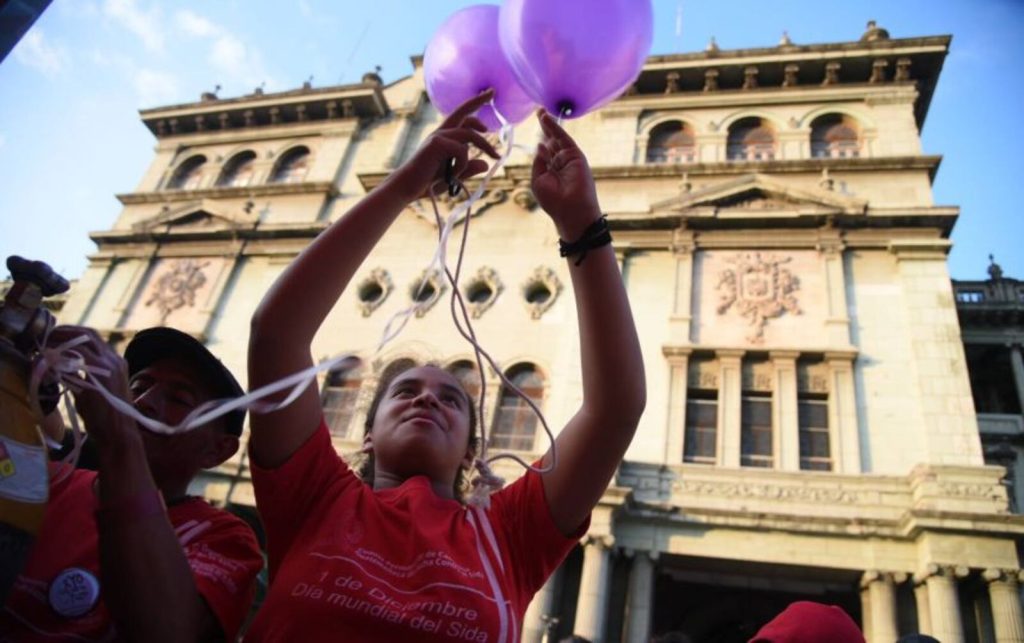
[0,468,263,642]
[245,420,588,642]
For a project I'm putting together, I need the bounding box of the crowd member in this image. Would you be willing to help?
[1,326,263,642]
[245,90,646,640]
[748,601,865,643]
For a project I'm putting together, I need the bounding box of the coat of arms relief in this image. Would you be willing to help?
[716,252,801,343]
[145,258,210,323]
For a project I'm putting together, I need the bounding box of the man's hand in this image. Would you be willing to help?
[531,109,602,240]
[386,89,500,202]
[48,326,138,451]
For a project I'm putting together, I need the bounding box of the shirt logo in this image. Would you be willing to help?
[48,567,100,618]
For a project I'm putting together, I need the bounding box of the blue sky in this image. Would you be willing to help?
[1,0,1021,281]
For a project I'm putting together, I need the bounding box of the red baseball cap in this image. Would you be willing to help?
[749,602,865,643]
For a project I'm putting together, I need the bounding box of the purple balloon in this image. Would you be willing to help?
[423,5,536,131]
[498,0,654,119]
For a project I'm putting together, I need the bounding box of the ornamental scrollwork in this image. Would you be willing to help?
[521,267,563,320]
[409,269,447,318]
[673,479,861,505]
[462,267,503,319]
[716,252,801,343]
[145,259,209,323]
[355,268,393,317]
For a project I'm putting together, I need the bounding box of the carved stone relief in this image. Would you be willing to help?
[521,267,562,319]
[462,266,503,319]
[409,269,447,318]
[355,268,393,317]
[716,252,802,343]
[144,258,210,323]
[408,189,508,227]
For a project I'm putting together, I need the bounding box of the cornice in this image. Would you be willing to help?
[89,221,328,246]
[116,181,339,205]
[140,84,388,139]
[589,156,944,182]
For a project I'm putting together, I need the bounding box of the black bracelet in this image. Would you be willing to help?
[558,216,612,266]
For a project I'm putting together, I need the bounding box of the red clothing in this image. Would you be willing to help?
[0,468,263,642]
[749,601,865,643]
[245,420,587,642]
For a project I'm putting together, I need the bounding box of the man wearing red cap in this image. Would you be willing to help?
[1,326,263,642]
[749,601,866,643]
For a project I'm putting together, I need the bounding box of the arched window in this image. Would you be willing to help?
[490,364,544,451]
[217,151,257,187]
[322,359,364,439]
[446,360,482,404]
[727,118,776,162]
[270,146,310,184]
[646,121,696,164]
[166,155,207,190]
[810,114,860,159]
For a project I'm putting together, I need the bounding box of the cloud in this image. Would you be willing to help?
[103,0,164,53]
[170,9,275,92]
[134,68,182,107]
[13,30,68,77]
[298,0,313,18]
[175,9,219,38]
[0,134,5,150]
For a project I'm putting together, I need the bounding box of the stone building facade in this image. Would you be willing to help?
[55,21,1024,643]
[955,262,1024,521]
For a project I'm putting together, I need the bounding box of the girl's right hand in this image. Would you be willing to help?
[386,89,500,201]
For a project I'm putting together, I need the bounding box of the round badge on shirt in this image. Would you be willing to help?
[48,567,100,618]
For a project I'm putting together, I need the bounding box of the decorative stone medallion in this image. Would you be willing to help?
[716,252,801,343]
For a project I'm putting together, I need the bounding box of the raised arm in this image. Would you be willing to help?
[531,111,647,536]
[248,91,499,468]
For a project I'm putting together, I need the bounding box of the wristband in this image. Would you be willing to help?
[95,488,167,521]
[558,215,612,266]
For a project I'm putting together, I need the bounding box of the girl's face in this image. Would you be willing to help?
[365,366,474,491]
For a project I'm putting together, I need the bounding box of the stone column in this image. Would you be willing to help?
[826,353,861,474]
[667,231,695,346]
[522,567,562,643]
[574,536,614,642]
[623,550,658,643]
[860,584,873,639]
[861,571,900,643]
[924,564,968,643]
[819,240,851,346]
[771,351,800,471]
[913,575,933,635]
[717,350,744,467]
[663,348,691,464]
[1010,346,1024,415]
[983,568,1024,642]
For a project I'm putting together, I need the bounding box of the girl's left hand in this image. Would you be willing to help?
[387,90,500,202]
[531,110,601,240]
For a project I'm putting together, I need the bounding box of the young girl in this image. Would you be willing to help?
[244,90,646,641]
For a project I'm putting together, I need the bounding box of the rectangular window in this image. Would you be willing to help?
[684,394,718,464]
[740,394,773,467]
[798,398,831,471]
[683,357,719,464]
[797,359,832,471]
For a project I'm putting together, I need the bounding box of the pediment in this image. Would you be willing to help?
[651,173,867,217]
[132,199,257,232]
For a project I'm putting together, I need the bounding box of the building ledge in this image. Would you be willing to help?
[117,181,339,205]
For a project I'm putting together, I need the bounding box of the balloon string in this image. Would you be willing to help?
[426,101,557,509]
